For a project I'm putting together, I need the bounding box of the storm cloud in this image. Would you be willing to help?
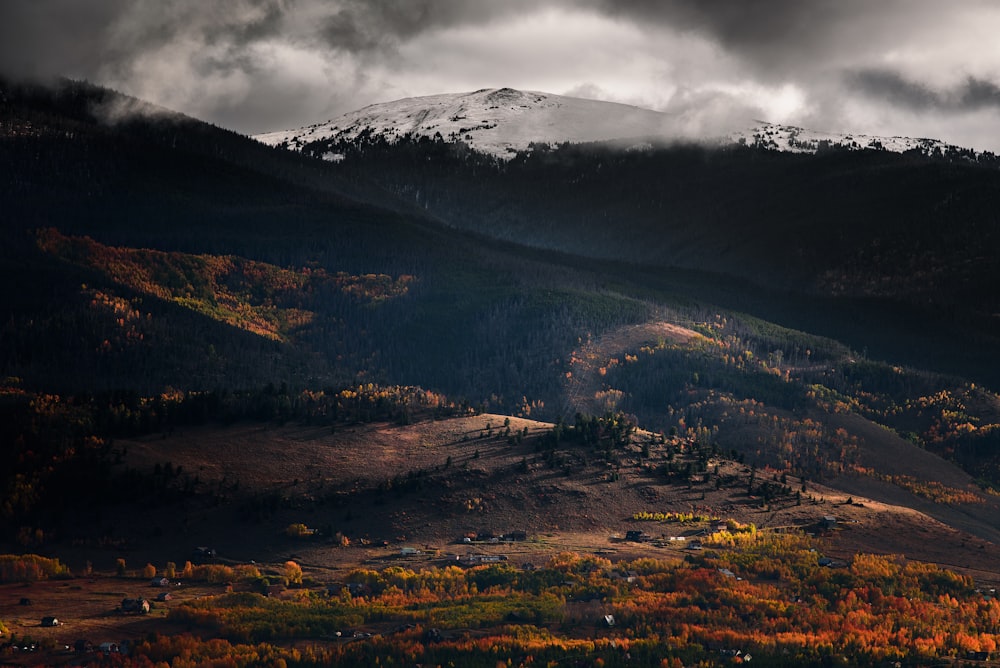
[2,0,1000,150]
[849,70,1000,112]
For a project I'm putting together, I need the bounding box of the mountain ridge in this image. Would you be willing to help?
[255,86,993,161]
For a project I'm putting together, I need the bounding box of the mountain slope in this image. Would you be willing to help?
[6,79,1000,586]
[0,78,662,398]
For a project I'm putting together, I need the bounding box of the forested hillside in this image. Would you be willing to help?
[3,78,1000,555]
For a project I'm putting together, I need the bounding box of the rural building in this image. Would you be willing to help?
[400,547,420,556]
[625,530,652,542]
[458,553,508,566]
[821,516,837,529]
[151,577,170,587]
[40,616,59,627]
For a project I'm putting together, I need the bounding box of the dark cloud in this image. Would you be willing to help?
[847,70,941,110]
[0,0,129,80]
[963,77,1000,109]
[0,0,284,80]
[314,0,546,54]
[589,0,947,77]
[849,69,1000,112]
[320,1,535,41]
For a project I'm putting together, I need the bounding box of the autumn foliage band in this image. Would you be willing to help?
[4,529,999,666]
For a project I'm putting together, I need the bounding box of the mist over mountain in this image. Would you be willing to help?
[256,87,998,161]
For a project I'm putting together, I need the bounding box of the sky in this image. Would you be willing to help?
[3,0,1000,151]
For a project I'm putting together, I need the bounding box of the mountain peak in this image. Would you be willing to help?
[253,88,675,159]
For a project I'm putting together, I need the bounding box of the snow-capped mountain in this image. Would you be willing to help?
[254,87,676,160]
[255,87,984,161]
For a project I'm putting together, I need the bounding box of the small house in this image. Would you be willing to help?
[156,592,172,602]
[821,516,837,529]
[400,547,420,556]
[625,530,652,543]
[99,642,120,655]
[41,616,59,627]
[602,614,616,628]
[151,577,170,587]
[458,553,508,566]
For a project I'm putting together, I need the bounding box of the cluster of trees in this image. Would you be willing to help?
[86,530,1000,666]
[0,554,70,582]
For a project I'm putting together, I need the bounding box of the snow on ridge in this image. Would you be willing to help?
[254,88,984,162]
[727,122,982,159]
